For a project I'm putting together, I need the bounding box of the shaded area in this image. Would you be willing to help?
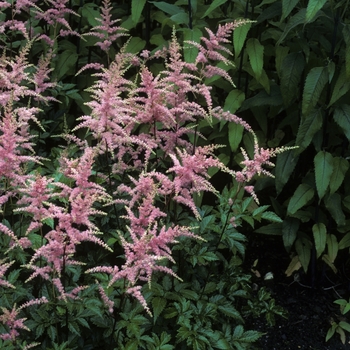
[245,236,350,349]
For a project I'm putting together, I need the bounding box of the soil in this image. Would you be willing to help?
[244,235,350,350]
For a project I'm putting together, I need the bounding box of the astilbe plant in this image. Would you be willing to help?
[0,0,292,348]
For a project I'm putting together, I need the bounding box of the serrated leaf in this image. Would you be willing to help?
[333,105,350,142]
[225,89,245,114]
[152,297,167,322]
[325,193,346,227]
[312,223,327,258]
[261,211,283,223]
[326,234,338,263]
[233,21,252,57]
[201,0,227,18]
[287,183,314,214]
[295,237,311,272]
[305,0,327,23]
[343,25,350,79]
[246,38,264,79]
[218,305,243,322]
[281,0,300,21]
[54,50,78,80]
[327,66,350,107]
[282,218,299,252]
[275,149,299,193]
[280,52,305,107]
[329,157,349,194]
[314,151,334,200]
[339,232,350,250]
[131,0,146,24]
[68,321,80,336]
[295,109,323,152]
[302,66,328,116]
[277,9,306,45]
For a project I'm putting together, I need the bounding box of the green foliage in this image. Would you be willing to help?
[326,298,350,344]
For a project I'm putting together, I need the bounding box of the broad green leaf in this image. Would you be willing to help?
[295,236,311,272]
[326,234,338,263]
[287,184,314,214]
[125,37,146,53]
[150,2,184,16]
[275,46,289,78]
[201,0,227,18]
[281,0,300,22]
[152,297,167,322]
[255,223,282,235]
[328,66,350,107]
[183,27,202,63]
[314,151,334,200]
[256,2,282,24]
[240,84,281,111]
[233,21,252,57]
[170,12,189,25]
[54,50,78,80]
[312,223,327,258]
[333,105,350,142]
[224,89,245,114]
[246,38,264,79]
[344,196,350,211]
[339,232,350,250]
[275,149,299,194]
[277,9,306,46]
[281,52,305,107]
[305,0,327,23]
[302,67,328,116]
[325,193,346,227]
[282,218,299,252]
[131,0,146,24]
[82,3,100,27]
[261,211,283,223]
[295,109,323,152]
[343,25,350,78]
[329,157,349,194]
[228,123,244,152]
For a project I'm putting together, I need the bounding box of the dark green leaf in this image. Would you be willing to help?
[305,0,327,23]
[339,232,350,250]
[295,236,311,272]
[281,52,305,107]
[233,21,252,57]
[275,149,299,193]
[150,2,184,16]
[287,184,315,214]
[328,66,350,107]
[277,9,306,45]
[314,151,334,200]
[312,223,327,258]
[325,193,346,227]
[329,157,349,194]
[255,223,283,235]
[282,218,299,251]
[246,38,264,79]
[183,27,202,63]
[201,0,227,18]
[281,0,300,21]
[295,109,323,152]
[302,67,328,116]
[326,234,338,263]
[333,105,350,142]
[132,0,146,24]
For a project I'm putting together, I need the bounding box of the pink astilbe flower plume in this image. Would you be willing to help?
[24,148,113,299]
[85,0,128,53]
[168,145,234,219]
[0,297,47,342]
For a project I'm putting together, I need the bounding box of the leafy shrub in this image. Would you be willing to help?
[0,0,290,349]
